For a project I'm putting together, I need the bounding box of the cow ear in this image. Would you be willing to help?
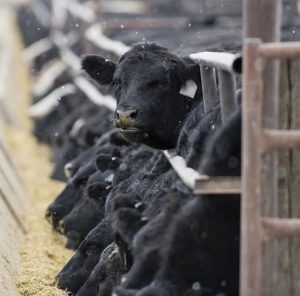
[81,55,116,85]
[94,154,113,172]
[179,64,201,98]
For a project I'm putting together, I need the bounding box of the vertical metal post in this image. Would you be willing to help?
[244,0,282,213]
[242,0,282,295]
[218,70,237,123]
[51,0,67,31]
[200,65,218,113]
[241,39,264,296]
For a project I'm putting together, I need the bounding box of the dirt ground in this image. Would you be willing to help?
[0,6,72,296]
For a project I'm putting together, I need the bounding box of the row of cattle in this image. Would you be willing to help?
[17,2,242,296]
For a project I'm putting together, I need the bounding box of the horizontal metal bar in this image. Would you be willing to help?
[258,42,300,59]
[23,37,53,63]
[262,129,300,151]
[52,32,81,72]
[102,17,190,30]
[164,151,241,194]
[52,32,117,109]
[194,176,241,194]
[52,31,77,49]
[29,84,77,118]
[65,0,97,23]
[163,151,200,189]
[85,24,131,57]
[32,60,68,97]
[99,0,149,14]
[60,48,81,73]
[262,218,300,239]
[190,52,242,75]
[74,76,116,110]
[51,30,67,47]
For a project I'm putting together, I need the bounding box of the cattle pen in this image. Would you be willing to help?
[1,0,300,295]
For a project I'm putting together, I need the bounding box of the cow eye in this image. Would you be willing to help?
[147,80,159,88]
[147,79,169,89]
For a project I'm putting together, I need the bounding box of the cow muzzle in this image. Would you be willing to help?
[114,108,140,128]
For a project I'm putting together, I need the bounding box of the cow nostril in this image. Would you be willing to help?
[58,220,65,234]
[127,109,138,119]
[115,110,121,119]
[115,109,139,120]
[64,162,73,178]
[45,209,53,223]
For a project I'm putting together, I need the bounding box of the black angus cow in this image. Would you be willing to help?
[54,108,226,294]
[57,216,114,293]
[46,151,108,229]
[54,42,237,295]
[50,103,114,181]
[72,162,185,295]
[55,109,225,294]
[79,187,165,296]
[109,102,224,295]
[55,146,155,292]
[45,182,82,229]
[104,148,162,213]
[64,129,126,180]
[176,101,221,167]
[46,133,128,249]
[82,43,202,150]
[52,150,124,249]
[115,109,242,296]
[46,150,105,230]
[114,193,186,295]
[75,242,126,296]
[57,197,104,250]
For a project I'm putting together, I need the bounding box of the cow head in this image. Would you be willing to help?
[82,43,201,149]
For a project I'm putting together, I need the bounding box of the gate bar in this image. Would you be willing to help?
[263,129,300,150]
[218,69,237,123]
[241,0,282,294]
[262,218,300,238]
[258,42,300,59]
[199,66,218,113]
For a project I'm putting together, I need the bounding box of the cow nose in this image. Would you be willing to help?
[58,220,66,234]
[45,208,53,224]
[64,162,74,179]
[115,109,139,120]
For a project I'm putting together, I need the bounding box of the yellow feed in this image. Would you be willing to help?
[1,7,73,296]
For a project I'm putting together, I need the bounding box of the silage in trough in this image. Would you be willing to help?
[0,7,73,296]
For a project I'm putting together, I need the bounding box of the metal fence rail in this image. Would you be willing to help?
[164,51,242,195]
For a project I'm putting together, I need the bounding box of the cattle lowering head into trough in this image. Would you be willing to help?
[81,43,202,149]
